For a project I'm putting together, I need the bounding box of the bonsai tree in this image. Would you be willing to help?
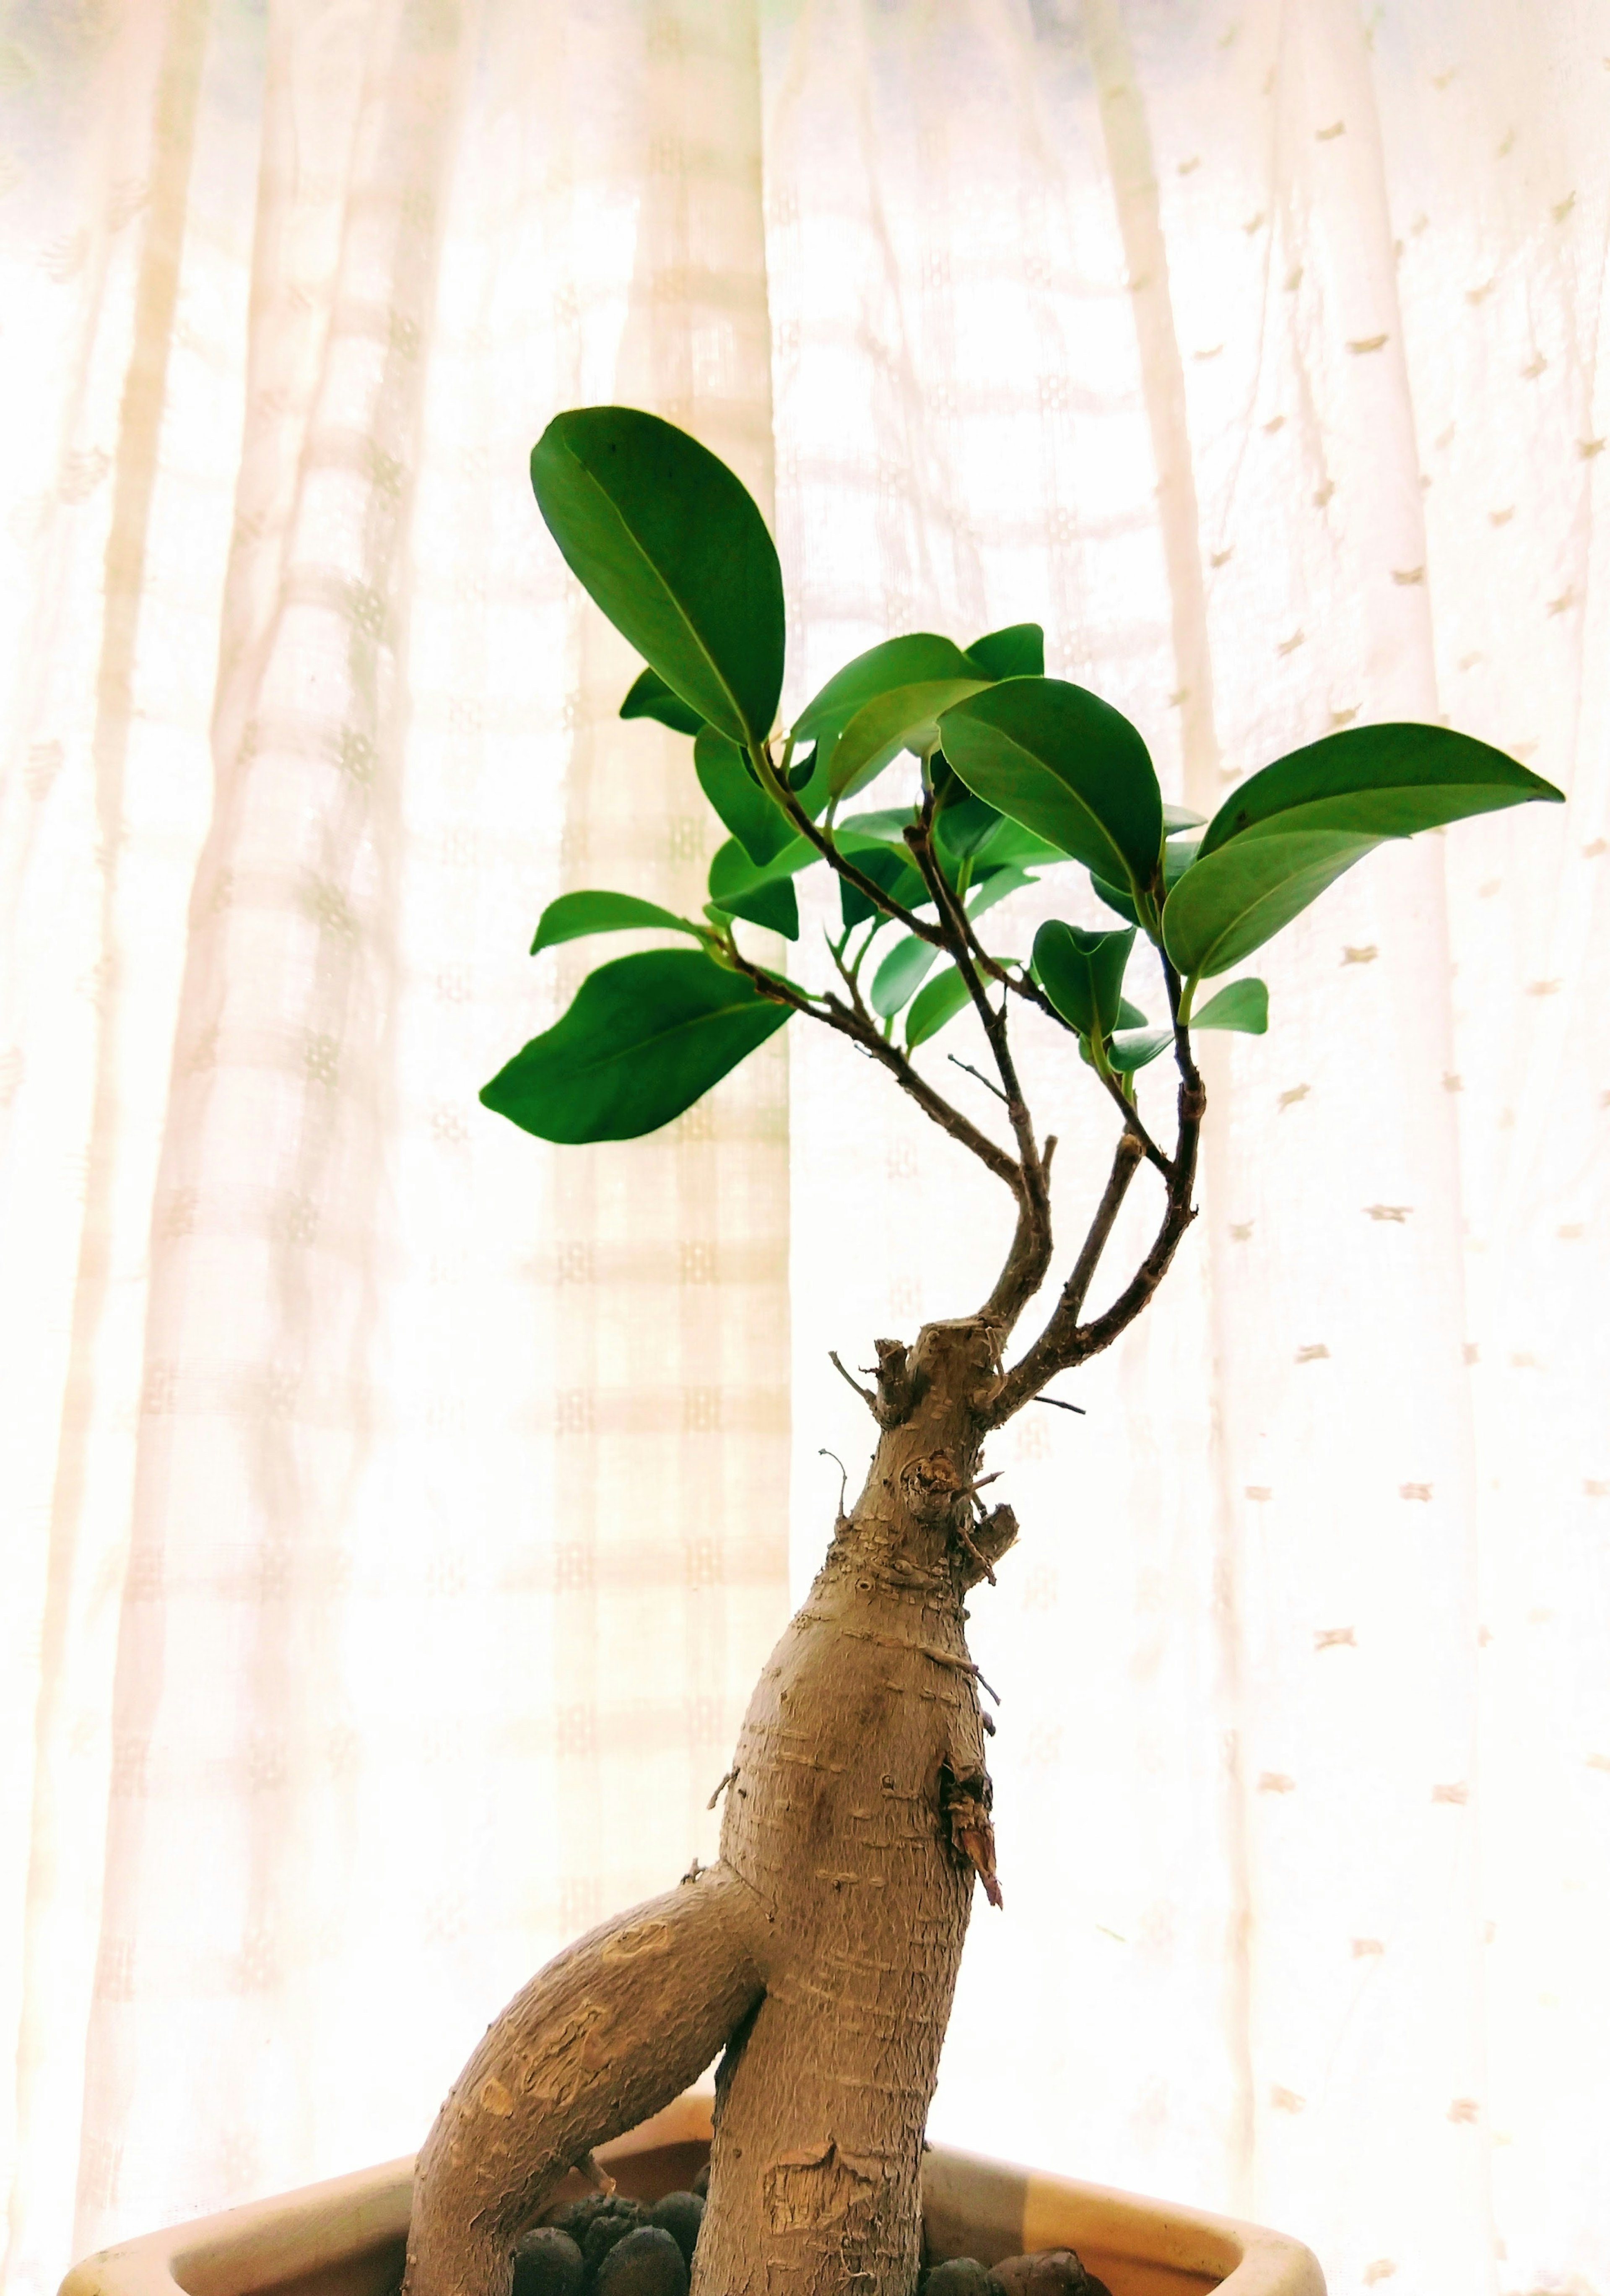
[402,409,1561,2296]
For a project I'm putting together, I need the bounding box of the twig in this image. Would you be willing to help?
[948,1053,1008,1105]
[819,1447,850,1519]
[1033,1395,1087,1415]
[830,1350,879,1416]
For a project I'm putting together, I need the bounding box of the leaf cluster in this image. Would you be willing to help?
[487,403,1559,1151]
[480,404,1561,1416]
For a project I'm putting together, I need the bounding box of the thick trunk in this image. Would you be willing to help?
[404,1318,1015,2296]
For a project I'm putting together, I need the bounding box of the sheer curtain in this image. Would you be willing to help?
[1,6,1605,2296]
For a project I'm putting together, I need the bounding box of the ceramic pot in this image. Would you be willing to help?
[60,2090,1324,2296]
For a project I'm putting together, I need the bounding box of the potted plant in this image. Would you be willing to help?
[390,408,1561,2296]
[62,407,1559,2296]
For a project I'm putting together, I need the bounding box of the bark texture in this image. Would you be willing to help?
[404,1317,1010,2296]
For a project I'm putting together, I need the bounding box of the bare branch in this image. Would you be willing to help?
[723,935,1026,1197]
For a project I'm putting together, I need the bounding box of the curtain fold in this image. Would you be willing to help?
[2,5,1605,2296]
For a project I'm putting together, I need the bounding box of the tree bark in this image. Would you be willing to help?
[403,1316,1010,2296]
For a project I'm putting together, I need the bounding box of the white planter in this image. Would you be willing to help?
[60,2091,1324,2296]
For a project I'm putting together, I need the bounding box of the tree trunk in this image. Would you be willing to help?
[403,1316,1016,2296]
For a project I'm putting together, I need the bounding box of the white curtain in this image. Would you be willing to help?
[1,5,1605,2296]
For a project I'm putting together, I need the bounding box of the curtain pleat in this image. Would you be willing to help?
[1,5,1605,2296]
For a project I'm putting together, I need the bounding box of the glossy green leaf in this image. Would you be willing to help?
[940,678,1164,893]
[974,816,1069,870]
[1163,803,1206,834]
[1165,838,1201,889]
[1170,724,1563,977]
[1163,831,1379,977]
[1192,977,1269,1034]
[620,667,704,738]
[1198,722,1565,858]
[1106,1027,1173,1073]
[708,838,800,938]
[828,677,991,802]
[793,634,984,743]
[905,965,974,1049]
[871,934,939,1018]
[1033,921,1136,1039]
[836,837,927,930]
[482,949,789,1143]
[1117,996,1150,1028]
[836,806,919,845]
[531,407,784,746]
[695,727,793,867]
[1091,873,1139,926]
[934,786,1004,864]
[966,623,1044,680]
[530,890,704,956]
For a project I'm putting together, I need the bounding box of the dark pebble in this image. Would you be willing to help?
[691,2165,709,2199]
[581,2200,648,2280]
[511,2227,584,2296]
[991,2251,1105,2296]
[592,2226,688,2296]
[647,2192,703,2268]
[923,2260,1006,2296]
[551,2196,609,2241]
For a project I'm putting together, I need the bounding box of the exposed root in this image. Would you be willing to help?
[403,1867,763,2296]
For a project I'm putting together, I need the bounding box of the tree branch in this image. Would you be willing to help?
[902,814,1053,1333]
[984,1064,1205,1426]
[723,937,1024,1199]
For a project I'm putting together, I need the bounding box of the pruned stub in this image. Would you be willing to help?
[940,1765,1002,1909]
[899,1451,966,1527]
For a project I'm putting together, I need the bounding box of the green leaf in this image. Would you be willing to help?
[1163,831,1380,977]
[530,889,705,956]
[482,949,789,1143]
[933,786,1004,864]
[708,837,800,938]
[1106,1027,1173,1074]
[695,726,793,867]
[1192,977,1269,1034]
[1169,723,1563,977]
[1198,722,1565,858]
[1033,921,1136,1039]
[1091,873,1139,926]
[531,407,784,747]
[836,837,927,929]
[974,816,1069,870]
[1163,803,1206,834]
[1117,996,1149,1028]
[836,806,919,844]
[940,678,1164,895]
[905,965,974,1049]
[870,934,939,1018]
[793,634,984,742]
[620,667,704,738]
[828,677,992,802]
[966,623,1044,680]
[967,864,1036,917]
[1166,838,1201,888]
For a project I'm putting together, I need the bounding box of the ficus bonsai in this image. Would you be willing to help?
[401,408,1561,2296]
